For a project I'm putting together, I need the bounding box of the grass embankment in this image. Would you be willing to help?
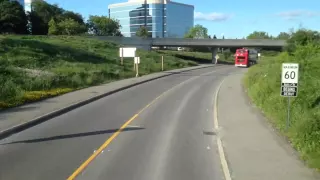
[156,50,234,64]
[243,44,320,170]
[0,35,204,109]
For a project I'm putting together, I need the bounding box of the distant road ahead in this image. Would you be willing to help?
[0,65,237,180]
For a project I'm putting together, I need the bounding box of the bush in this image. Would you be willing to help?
[222,51,232,61]
[285,28,320,54]
[243,43,320,169]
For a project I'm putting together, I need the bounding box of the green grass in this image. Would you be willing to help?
[156,50,234,64]
[243,44,320,170]
[0,35,203,109]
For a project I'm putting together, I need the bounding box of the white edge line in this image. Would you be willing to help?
[214,78,232,180]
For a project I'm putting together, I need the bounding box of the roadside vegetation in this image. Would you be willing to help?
[243,28,320,170]
[0,35,201,109]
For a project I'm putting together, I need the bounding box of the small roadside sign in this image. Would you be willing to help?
[281,63,299,97]
[281,63,299,131]
[134,57,140,64]
[119,47,136,58]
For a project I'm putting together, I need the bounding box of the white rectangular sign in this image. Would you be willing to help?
[134,57,140,64]
[281,63,299,97]
[119,47,136,58]
[281,63,299,84]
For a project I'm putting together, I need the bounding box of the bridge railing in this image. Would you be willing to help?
[87,36,286,47]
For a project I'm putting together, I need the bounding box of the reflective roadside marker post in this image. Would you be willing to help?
[215,54,219,64]
[161,56,164,71]
[258,53,261,61]
[120,47,124,65]
[134,57,140,77]
[280,63,299,131]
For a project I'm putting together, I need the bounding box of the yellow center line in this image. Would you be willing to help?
[67,114,138,180]
[67,66,230,180]
[67,79,183,180]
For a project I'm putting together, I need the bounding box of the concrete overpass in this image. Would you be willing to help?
[93,36,286,48]
[92,36,286,63]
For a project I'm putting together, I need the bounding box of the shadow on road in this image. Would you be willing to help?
[217,61,234,65]
[0,106,40,121]
[1,127,144,145]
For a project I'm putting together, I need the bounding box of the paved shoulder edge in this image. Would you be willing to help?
[0,64,215,139]
[240,74,320,178]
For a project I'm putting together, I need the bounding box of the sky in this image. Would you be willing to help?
[46,0,320,39]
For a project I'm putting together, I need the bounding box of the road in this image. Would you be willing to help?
[0,65,237,180]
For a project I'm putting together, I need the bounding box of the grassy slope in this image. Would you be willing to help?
[0,35,204,109]
[243,44,320,170]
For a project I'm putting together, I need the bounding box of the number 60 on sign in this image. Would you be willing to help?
[281,63,299,97]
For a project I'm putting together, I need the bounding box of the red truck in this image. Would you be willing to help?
[234,48,258,67]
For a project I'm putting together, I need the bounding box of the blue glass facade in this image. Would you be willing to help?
[166,2,193,38]
[109,1,193,38]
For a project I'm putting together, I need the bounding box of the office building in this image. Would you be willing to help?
[108,0,194,38]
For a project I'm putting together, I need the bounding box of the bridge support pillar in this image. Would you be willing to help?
[211,47,218,64]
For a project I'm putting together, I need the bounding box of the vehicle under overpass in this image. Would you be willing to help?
[92,36,287,63]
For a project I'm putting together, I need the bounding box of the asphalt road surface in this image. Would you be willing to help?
[0,65,238,180]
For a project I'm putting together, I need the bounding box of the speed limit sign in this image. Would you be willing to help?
[281,63,299,97]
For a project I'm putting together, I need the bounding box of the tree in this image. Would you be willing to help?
[136,26,151,38]
[48,18,59,35]
[246,31,271,39]
[286,28,320,53]
[30,0,64,35]
[30,0,86,35]
[222,35,225,39]
[57,18,86,35]
[61,11,85,24]
[0,0,28,34]
[277,32,290,40]
[87,15,122,36]
[184,24,209,39]
[213,35,217,39]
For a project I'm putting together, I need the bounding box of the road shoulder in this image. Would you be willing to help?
[217,72,319,180]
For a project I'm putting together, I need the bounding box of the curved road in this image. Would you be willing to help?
[0,65,238,180]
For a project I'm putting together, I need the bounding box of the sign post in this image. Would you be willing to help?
[120,48,124,65]
[161,56,164,71]
[134,57,140,77]
[280,63,299,130]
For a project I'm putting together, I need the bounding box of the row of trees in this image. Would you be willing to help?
[247,29,320,53]
[0,0,28,34]
[182,24,320,53]
[182,24,299,41]
[0,0,122,36]
[2,0,320,49]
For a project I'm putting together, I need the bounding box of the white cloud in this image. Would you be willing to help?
[276,10,319,20]
[194,12,232,21]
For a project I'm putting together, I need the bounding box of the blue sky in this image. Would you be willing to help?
[46,0,320,38]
